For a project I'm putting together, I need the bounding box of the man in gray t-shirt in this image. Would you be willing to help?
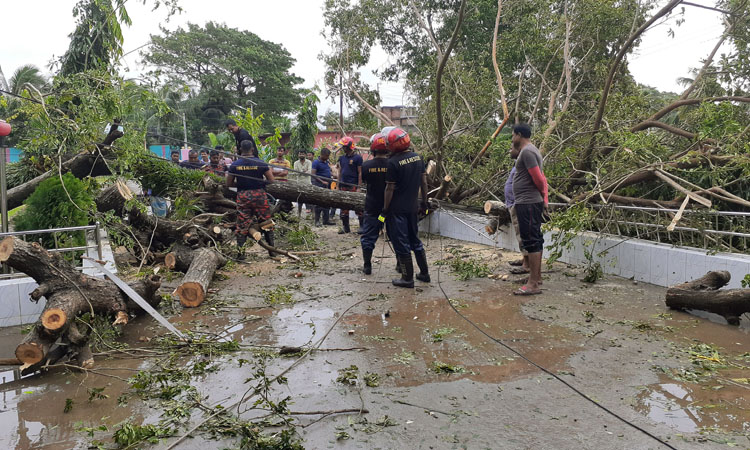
[510,123,548,296]
[512,144,544,204]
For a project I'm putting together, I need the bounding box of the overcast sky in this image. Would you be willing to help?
[1,0,729,116]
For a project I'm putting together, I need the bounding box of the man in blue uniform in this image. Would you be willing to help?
[311,148,334,227]
[382,127,430,288]
[335,137,363,234]
[227,140,275,259]
[359,132,389,274]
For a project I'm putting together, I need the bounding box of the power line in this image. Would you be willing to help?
[430,224,679,450]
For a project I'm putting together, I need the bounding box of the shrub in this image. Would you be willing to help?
[13,173,94,249]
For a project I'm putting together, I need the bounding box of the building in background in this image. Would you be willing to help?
[380,105,418,134]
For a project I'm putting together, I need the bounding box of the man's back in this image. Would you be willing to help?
[362,157,389,214]
[229,157,269,190]
[512,144,543,204]
[386,151,425,214]
[233,129,253,151]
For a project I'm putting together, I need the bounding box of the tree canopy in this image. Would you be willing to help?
[143,22,304,124]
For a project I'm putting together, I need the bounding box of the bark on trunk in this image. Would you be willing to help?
[174,248,226,307]
[201,176,366,212]
[666,271,749,325]
[1,237,162,366]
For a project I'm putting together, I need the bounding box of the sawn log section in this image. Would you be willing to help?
[0,237,161,366]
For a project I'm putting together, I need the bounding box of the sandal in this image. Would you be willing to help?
[513,285,542,296]
[516,277,543,286]
[508,259,524,267]
[509,267,530,275]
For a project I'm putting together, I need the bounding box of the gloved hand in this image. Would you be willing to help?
[419,201,429,216]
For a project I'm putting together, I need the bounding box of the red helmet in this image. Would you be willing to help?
[338,136,355,150]
[369,132,387,151]
[382,127,410,152]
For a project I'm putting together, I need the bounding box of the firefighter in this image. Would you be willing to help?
[335,136,363,233]
[359,132,389,274]
[381,127,430,288]
[226,139,275,259]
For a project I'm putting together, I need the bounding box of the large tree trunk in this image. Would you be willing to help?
[665,271,749,325]
[174,248,226,307]
[201,176,367,213]
[7,128,122,210]
[0,237,162,366]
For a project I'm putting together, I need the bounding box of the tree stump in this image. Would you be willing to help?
[174,248,227,307]
[665,271,750,325]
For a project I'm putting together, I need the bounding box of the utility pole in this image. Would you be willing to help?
[339,71,344,132]
[182,112,188,150]
[0,120,11,235]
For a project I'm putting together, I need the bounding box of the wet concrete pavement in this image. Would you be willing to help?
[1,222,749,449]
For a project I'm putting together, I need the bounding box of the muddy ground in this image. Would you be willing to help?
[1,216,749,450]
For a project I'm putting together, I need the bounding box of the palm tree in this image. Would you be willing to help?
[9,65,47,94]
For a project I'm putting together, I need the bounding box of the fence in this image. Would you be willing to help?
[552,203,750,255]
[0,224,103,280]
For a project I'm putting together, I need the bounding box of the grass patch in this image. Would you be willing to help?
[431,361,466,374]
[436,248,491,281]
[429,327,457,342]
[262,286,294,306]
[393,350,416,365]
[336,365,359,386]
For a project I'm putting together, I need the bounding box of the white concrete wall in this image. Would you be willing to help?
[421,210,750,289]
[0,231,117,327]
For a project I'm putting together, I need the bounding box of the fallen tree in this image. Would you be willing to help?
[665,271,750,326]
[0,237,161,369]
[7,124,122,210]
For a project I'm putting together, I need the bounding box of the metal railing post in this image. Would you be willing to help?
[95,221,103,260]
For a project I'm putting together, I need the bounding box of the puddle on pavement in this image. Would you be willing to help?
[344,288,581,387]
[0,358,147,450]
[634,375,750,433]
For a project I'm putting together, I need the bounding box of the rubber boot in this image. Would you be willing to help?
[314,207,321,227]
[414,249,431,282]
[339,216,350,234]
[322,208,334,226]
[396,261,401,273]
[236,235,247,261]
[392,253,414,288]
[362,248,373,275]
[264,230,275,257]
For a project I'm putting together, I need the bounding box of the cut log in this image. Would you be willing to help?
[435,176,452,200]
[481,199,511,228]
[1,237,162,365]
[94,179,133,213]
[164,244,197,273]
[174,248,227,307]
[248,226,263,242]
[486,216,500,235]
[671,270,730,291]
[484,200,506,215]
[666,271,749,325]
